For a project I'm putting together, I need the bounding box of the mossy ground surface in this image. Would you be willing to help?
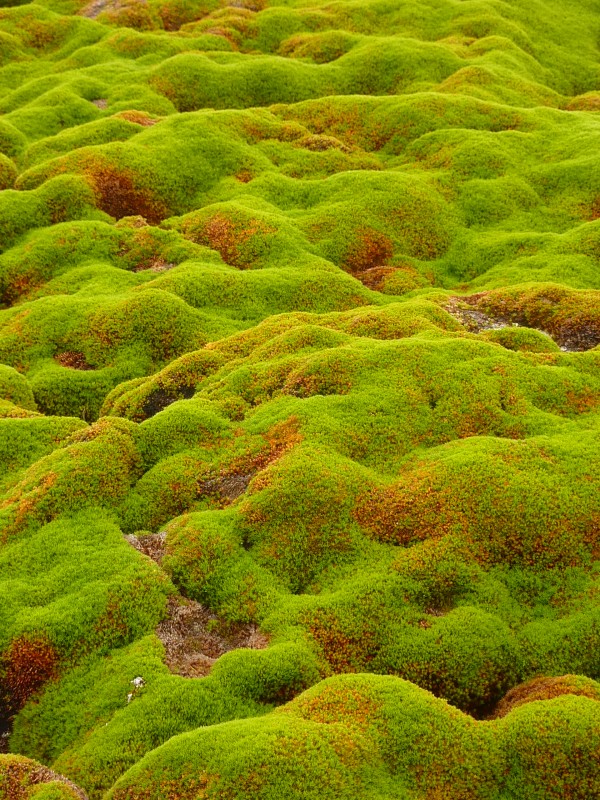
[0,0,599,796]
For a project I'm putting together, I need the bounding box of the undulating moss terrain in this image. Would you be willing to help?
[0,0,599,795]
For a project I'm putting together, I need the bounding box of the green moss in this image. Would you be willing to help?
[1,0,600,795]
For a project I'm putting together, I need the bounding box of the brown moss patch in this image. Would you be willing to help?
[301,608,378,674]
[84,159,168,223]
[0,756,88,800]
[491,675,600,719]
[1,271,44,307]
[355,266,400,291]
[295,134,351,153]
[54,351,93,370]
[1,634,59,713]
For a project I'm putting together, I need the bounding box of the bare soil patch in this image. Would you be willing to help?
[156,596,269,677]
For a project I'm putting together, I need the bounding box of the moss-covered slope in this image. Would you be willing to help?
[1,0,599,796]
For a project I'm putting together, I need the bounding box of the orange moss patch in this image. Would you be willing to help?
[301,608,379,674]
[114,110,159,127]
[111,772,221,800]
[235,169,253,183]
[588,196,600,221]
[565,92,600,111]
[355,443,597,568]
[227,416,303,482]
[283,683,381,729]
[0,470,59,541]
[354,464,447,547]
[2,634,59,712]
[491,675,600,719]
[185,212,276,268]
[343,228,393,273]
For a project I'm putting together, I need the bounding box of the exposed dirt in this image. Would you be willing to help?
[132,258,175,273]
[446,297,570,349]
[156,596,269,678]
[448,295,599,352]
[124,535,269,679]
[447,297,522,334]
[124,531,167,564]
[197,472,255,503]
[25,766,88,800]
[141,384,196,418]
[80,0,142,18]
[550,324,600,352]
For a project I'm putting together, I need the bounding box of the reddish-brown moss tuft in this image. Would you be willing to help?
[2,634,59,712]
[85,160,168,224]
[301,608,378,674]
[343,228,393,273]
[54,351,93,370]
[184,212,276,269]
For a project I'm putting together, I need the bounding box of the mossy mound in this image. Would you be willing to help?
[104,674,600,800]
